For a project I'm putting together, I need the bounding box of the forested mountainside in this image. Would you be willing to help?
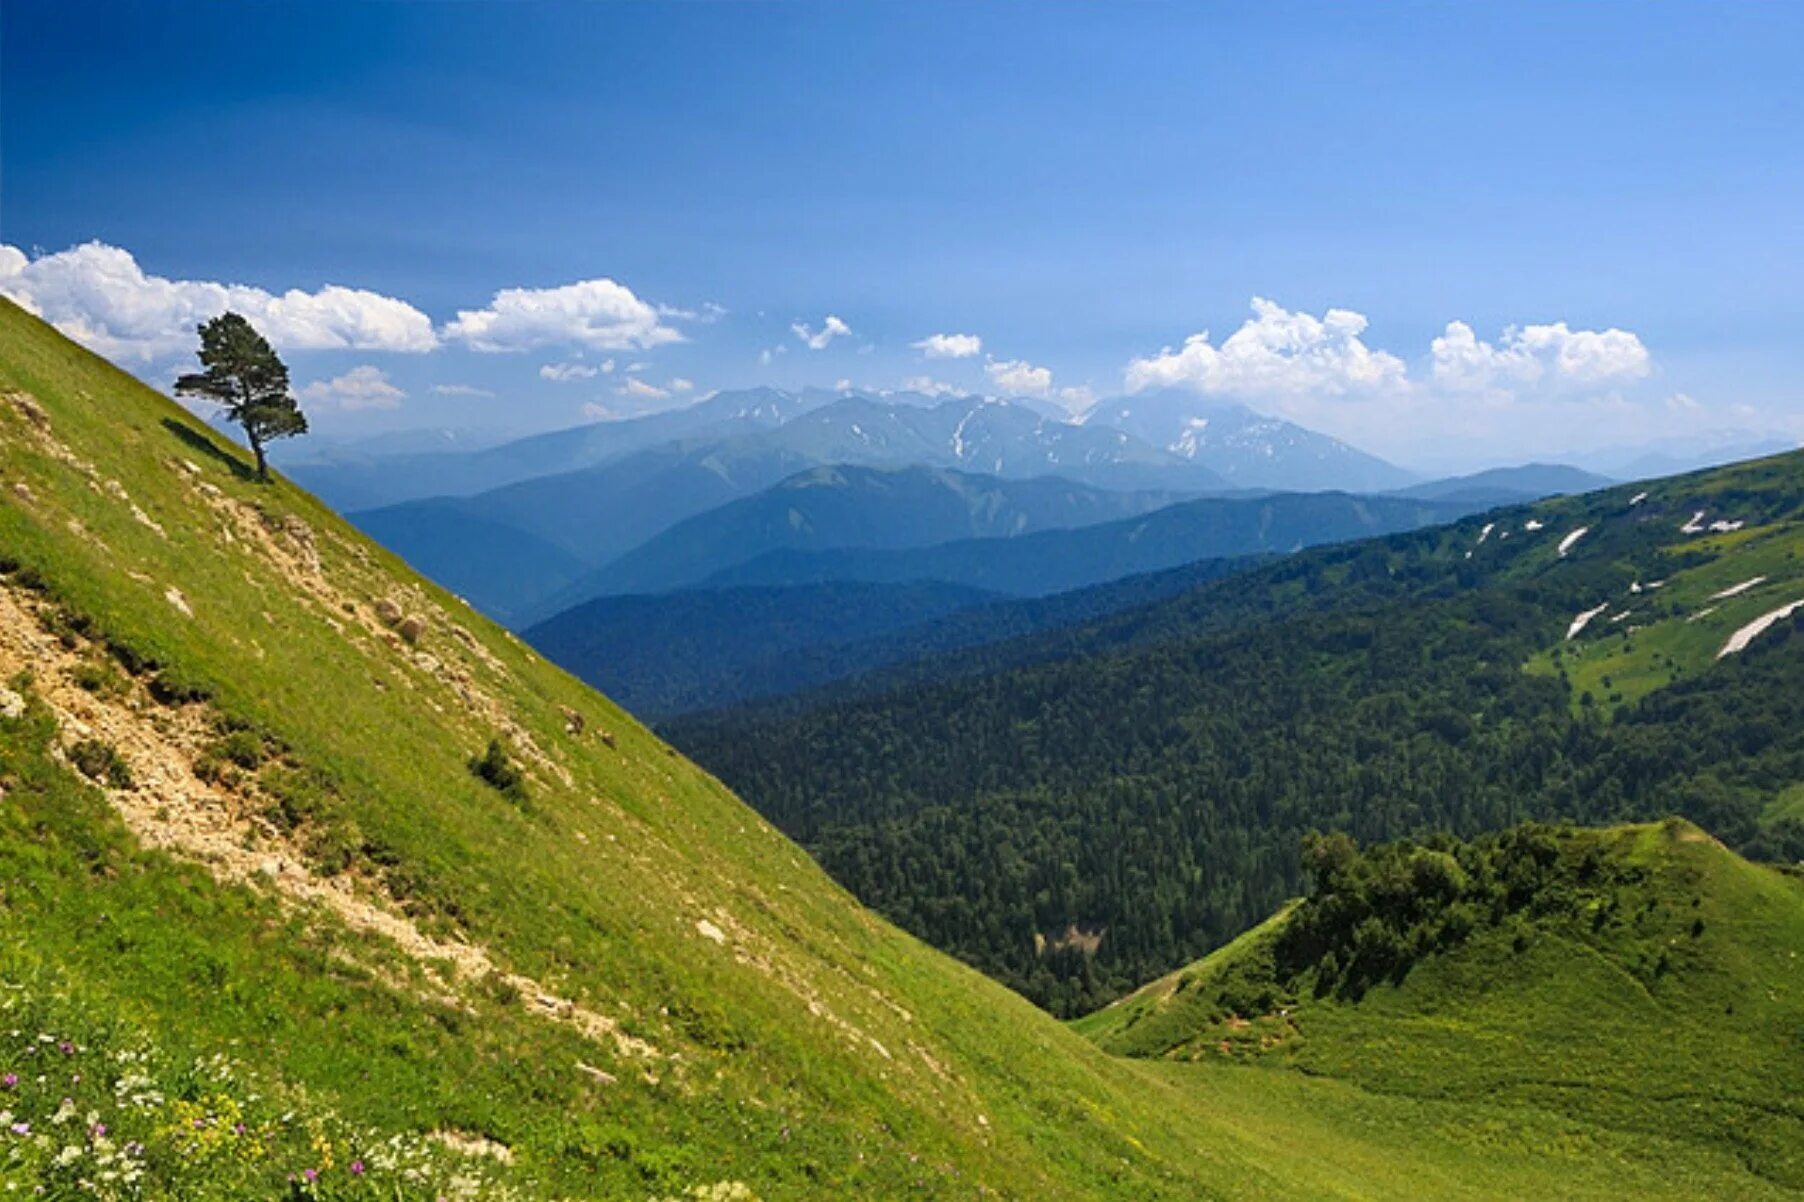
[670,452,1804,1013]
[526,579,1003,720]
[529,557,1256,721]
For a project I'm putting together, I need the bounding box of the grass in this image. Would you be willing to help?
[1078,820,1804,1195]
[1,296,1801,1198]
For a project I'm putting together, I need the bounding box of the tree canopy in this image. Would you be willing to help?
[174,312,307,479]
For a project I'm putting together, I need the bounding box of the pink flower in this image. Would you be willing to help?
[1,1074,15,1088]
[350,1160,365,1176]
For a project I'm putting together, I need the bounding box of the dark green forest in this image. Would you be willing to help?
[670,457,1804,1015]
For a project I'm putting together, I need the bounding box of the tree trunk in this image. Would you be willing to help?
[250,431,269,481]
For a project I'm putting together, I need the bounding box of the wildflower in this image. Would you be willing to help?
[351,1159,366,1176]
[1,1075,14,1089]
[303,1167,319,1182]
[91,1122,107,1138]
[57,1041,74,1055]
[9,1122,27,1136]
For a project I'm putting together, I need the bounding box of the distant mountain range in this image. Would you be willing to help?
[346,391,1245,620]
[1078,390,1414,492]
[293,385,847,510]
[549,464,1199,607]
[1390,462,1614,505]
[299,385,1432,517]
[692,490,1478,598]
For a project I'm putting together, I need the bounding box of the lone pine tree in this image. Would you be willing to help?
[174,312,308,480]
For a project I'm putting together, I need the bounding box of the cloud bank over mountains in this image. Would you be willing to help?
[0,238,1778,467]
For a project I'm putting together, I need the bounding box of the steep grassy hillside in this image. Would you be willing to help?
[671,450,1804,1012]
[12,303,1792,1197]
[1077,820,1804,1191]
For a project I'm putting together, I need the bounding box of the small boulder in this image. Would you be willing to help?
[373,598,402,625]
[0,686,26,720]
[397,615,426,644]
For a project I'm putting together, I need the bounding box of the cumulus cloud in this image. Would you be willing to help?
[430,383,494,398]
[985,357,1053,397]
[791,314,851,350]
[299,365,407,411]
[1118,297,1678,467]
[1430,320,1650,392]
[445,277,681,353]
[913,332,982,359]
[1125,298,1407,398]
[669,377,694,393]
[1058,384,1096,411]
[539,361,602,382]
[0,241,437,361]
[616,377,670,400]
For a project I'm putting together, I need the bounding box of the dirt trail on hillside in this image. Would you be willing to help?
[0,581,656,1064]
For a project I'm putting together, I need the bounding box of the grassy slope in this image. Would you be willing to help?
[1077,820,1804,1195]
[0,299,1795,1199]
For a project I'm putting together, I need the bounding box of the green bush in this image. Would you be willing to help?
[68,738,132,789]
[469,736,527,804]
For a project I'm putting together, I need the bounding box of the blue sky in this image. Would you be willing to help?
[4,0,1802,469]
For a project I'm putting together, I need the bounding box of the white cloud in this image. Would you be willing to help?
[299,365,407,411]
[445,277,681,353]
[0,241,437,361]
[581,401,618,420]
[669,377,695,393]
[985,357,1053,397]
[617,377,670,400]
[431,383,494,398]
[792,314,851,350]
[1058,384,1096,411]
[1430,320,1650,392]
[759,344,789,366]
[913,332,982,359]
[900,375,963,398]
[834,378,854,391]
[1125,298,1407,398]
[539,361,600,381]
[657,300,726,322]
